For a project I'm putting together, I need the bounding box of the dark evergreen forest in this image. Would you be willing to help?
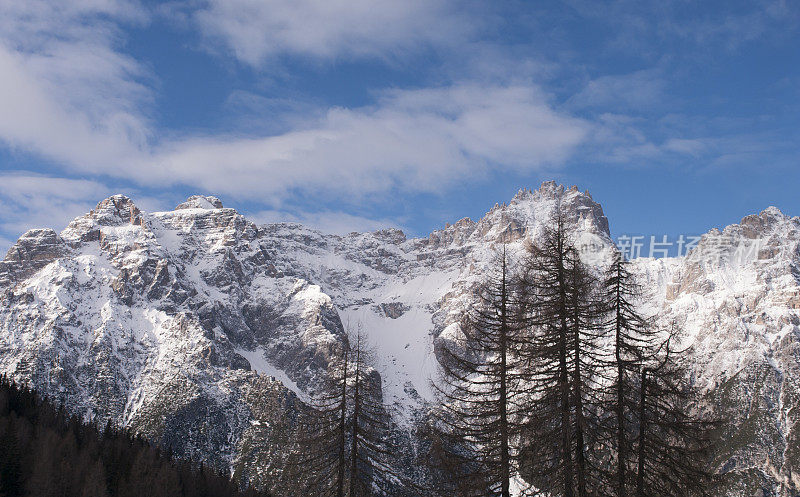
[0,376,270,497]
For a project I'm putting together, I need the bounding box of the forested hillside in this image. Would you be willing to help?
[0,377,270,497]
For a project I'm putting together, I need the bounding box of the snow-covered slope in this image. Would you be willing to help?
[632,207,800,496]
[0,194,345,493]
[0,183,798,495]
[252,182,613,417]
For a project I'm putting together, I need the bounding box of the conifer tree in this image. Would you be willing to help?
[0,375,268,497]
[296,324,401,497]
[599,251,657,497]
[599,254,719,497]
[568,249,612,497]
[432,249,527,497]
[634,336,719,497]
[518,210,605,497]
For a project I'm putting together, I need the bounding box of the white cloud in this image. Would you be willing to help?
[146,84,588,201]
[0,2,588,206]
[0,44,148,168]
[0,0,151,169]
[189,0,474,66]
[0,25,588,207]
[0,76,588,203]
[663,138,707,156]
[251,209,399,235]
[562,0,798,56]
[584,114,785,168]
[0,0,150,114]
[662,0,798,51]
[0,174,112,244]
[0,1,145,46]
[568,69,665,112]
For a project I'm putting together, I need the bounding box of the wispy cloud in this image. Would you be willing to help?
[0,44,148,168]
[148,84,588,201]
[0,1,587,203]
[0,173,170,244]
[567,69,666,113]
[563,0,799,56]
[251,209,400,235]
[185,0,476,67]
[0,50,590,202]
[661,0,799,51]
[0,0,151,169]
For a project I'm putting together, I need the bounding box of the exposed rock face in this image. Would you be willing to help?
[375,302,409,319]
[635,206,800,496]
[175,195,225,210]
[0,195,346,494]
[0,183,798,495]
[0,228,67,286]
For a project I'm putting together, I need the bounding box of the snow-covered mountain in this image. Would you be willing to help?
[0,182,798,495]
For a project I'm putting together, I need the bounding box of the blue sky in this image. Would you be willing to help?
[0,0,798,254]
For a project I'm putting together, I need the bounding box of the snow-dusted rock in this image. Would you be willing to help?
[0,184,798,495]
[633,206,800,496]
[175,195,225,210]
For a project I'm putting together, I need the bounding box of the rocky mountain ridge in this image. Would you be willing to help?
[0,182,797,495]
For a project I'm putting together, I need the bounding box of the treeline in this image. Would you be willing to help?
[426,212,722,497]
[0,376,270,497]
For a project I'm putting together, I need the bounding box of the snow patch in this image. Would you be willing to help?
[235,347,310,403]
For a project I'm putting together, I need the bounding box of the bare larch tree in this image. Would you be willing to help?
[518,210,605,497]
[634,334,719,497]
[295,324,401,497]
[432,249,528,497]
[598,251,658,497]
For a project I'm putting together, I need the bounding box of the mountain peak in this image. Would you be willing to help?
[91,195,143,226]
[759,205,786,219]
[175,195,224,210]
[504,181,611,237]
[94,194,135,211]
[421,182,611,249]
[734,206,796,240]
[2,228,64,263]
[0,228,66,287]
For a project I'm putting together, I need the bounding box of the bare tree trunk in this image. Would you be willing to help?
[559,341,574,497]
[431,248,528,496]
[615,270,627,497]
[559,302,575,495]
[616,348,627,497]
[349,336,361,497]
[557,232,575,497]
[337,348,348,497]
[636,369,647,497]
[499,252,510,497]
[574,319,587,497]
